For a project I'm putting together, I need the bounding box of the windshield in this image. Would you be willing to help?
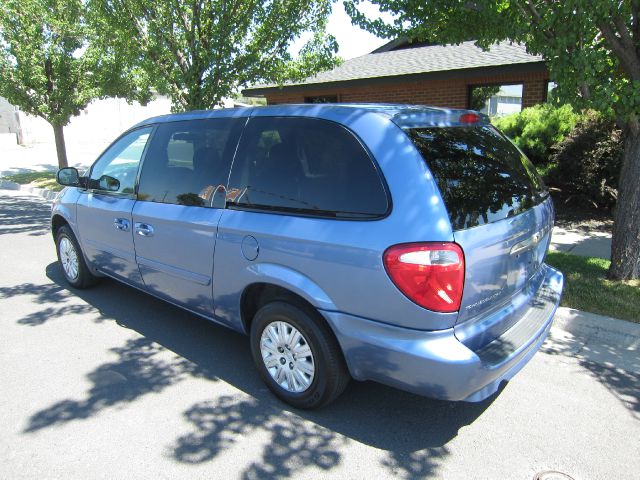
[406,125,548,230]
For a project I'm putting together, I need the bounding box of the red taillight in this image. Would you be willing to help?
[459,113,480,124]
[383,243,465,313]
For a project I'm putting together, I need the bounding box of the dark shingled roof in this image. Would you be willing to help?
[244,41,545,95]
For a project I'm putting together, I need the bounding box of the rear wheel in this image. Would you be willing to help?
[250,301,349,409]
[55,225,98,289]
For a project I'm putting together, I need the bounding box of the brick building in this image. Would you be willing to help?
[243,39,550,111]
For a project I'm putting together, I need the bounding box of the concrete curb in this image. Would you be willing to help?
[552,306,640,346]
[0,180,58,201]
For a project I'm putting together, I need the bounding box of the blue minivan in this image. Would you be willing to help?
[53,104,563,408]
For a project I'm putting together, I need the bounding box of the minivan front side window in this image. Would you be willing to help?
[89,128,152,194]
[137,118,243,207]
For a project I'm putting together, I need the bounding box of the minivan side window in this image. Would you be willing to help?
[89,127,152,195]
[137,118,243,207]
[227,117,388,218]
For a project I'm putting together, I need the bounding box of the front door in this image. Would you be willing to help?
[131,117,244,316]
[76,127,153,287]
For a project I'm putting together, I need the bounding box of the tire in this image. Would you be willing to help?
[250,301,350,409]
[55,225,99,289]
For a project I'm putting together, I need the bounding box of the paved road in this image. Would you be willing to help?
[1,189,638,480]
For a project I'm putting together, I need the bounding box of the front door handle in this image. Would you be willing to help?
[113,218,130,231]
[134,222,154,237]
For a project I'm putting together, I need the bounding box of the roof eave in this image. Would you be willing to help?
[243,61,548,97]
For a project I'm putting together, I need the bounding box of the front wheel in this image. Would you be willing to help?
[55,225,98,289]
[250,302,350,409]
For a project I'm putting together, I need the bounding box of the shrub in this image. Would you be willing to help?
[549,112,623,209]
[492,104,581,164]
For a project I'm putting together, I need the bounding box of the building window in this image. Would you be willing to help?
[547,81,557,102]
[469,84,523,117]
[304,95,338,104]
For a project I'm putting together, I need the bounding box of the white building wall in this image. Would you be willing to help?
[16,95,172,145]
[0,97,19,134]
[1,95,241,168]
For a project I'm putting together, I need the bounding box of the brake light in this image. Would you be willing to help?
[383,243,465,313]
[459,113,480,124]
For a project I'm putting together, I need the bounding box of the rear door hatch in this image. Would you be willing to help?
[406,124,553,349]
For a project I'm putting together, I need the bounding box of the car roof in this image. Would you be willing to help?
[131,103,489,130]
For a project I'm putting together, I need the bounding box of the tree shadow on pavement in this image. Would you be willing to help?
[21,262,497,478]
[25,337,201,432]
[171,395,346,479]
[169,384,492,479]
[0,280,95,326]
[541,332,639,418]
[0,192,51,236]
[579,360,640,417]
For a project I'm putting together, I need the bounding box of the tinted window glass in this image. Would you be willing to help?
[227,117,388,218]
[90,128,152,194]
[407,125,548,230]
[138,118,243,207]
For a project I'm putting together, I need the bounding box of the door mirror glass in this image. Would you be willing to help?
[57,167,80,186]
[98,175,121,192]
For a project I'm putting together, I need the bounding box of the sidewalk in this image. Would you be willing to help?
[550,307,639,374]
[550,225,611,260]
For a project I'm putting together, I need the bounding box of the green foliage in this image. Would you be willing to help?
[0,0,90,127]
[549,112,623,209]
[90,0,340,111]
[545,252,640,323]
[0,0,149,125]
[0,0,150,167]
[492,104,581,164]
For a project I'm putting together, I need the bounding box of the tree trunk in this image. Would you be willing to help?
[608,119,640,280]
[52,124,68,169]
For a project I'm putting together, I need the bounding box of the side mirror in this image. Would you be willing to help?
[56,167,80,187]
[98,175,120,192]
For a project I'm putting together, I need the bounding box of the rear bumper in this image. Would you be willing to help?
[323,264,563,402]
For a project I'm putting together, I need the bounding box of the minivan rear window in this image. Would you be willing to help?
[407,125,548,230]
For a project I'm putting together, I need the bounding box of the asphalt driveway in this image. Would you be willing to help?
[1,190,638,480]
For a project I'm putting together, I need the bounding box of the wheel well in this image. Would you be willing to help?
[241,283,330,336]
[51,214,68,238]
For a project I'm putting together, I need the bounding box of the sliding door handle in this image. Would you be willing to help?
[135,222,154,237]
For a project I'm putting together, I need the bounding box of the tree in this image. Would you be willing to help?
[91,0,340,112]
[346,0,640,280]
[0,0,149,168]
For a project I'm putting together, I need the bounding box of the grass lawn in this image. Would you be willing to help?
[546,251,640,323]
[2,171,62,191]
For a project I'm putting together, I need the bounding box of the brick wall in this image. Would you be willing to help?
[264,71,549,109]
